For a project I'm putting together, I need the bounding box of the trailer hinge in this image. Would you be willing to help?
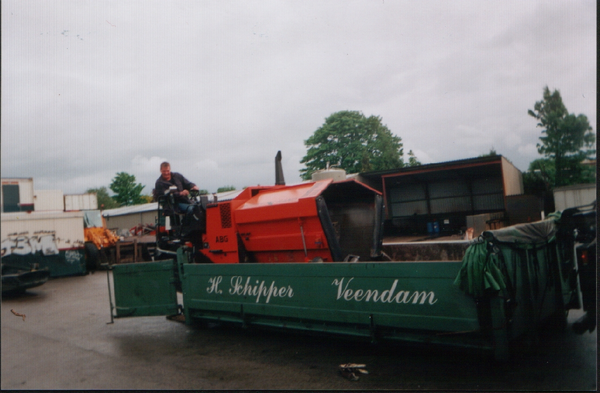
[241,304,248,329]
[369,314,378,344]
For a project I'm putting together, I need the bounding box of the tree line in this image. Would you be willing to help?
[524,86,595,194]
[90,85,595,209]
[87,179,237,209]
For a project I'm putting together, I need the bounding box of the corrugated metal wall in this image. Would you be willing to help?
[553,184,596,211]
[501,157,524,196]
[388,176,505,218]
[389,184,426,201]
[428,180,469,199]
[104,211,157,233]
[430,196,471,214]
[389,184,427,216]
[376,156,527,234]
[391,200,428,217]
[472,193,504,211]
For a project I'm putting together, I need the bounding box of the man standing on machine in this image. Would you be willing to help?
[154,161,201,220]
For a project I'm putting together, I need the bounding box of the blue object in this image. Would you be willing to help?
[427,222,434,234]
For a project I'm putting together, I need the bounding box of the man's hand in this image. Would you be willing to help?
[182,186,199,197]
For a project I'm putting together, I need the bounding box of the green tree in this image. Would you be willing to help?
[109,172,146,206]
[578,161,597,184]
[522,158,557,213]
[523,158,555,197]
[300,111,403,180]
[406,150,421,167]
[140,195,154,204]
[217,186,236,193]
[86,186,119,210]
[526,158,556,187]
[528,86,595,187]
[479,148,498,157]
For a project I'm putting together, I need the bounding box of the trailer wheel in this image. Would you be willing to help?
[141,244,152,261]
[172,260,183,292]
[546,309,568,332]
[84,242,100,272]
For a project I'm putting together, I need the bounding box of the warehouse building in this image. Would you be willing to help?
[102,203,159,234]
[102,189,243,235]
[358,155,532,236]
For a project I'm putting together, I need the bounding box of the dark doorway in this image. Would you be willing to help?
[2,184,20,212]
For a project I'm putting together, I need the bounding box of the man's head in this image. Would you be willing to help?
[160,162,171,181]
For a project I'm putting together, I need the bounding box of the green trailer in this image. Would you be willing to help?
[109,216,581,361]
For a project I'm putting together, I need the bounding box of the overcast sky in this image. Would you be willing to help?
[2,0,596,195]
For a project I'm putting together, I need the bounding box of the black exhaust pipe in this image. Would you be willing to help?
[275,151,286,185]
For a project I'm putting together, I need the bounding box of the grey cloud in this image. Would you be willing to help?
[2,0,595,195]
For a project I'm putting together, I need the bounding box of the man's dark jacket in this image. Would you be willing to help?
[155,172,196,204]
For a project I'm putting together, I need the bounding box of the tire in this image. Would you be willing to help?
[84,242,100,272]
[546,309,568,332]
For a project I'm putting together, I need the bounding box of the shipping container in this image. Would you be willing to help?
[553,184,596,211]
[1,178,35,213]
[1,211,87,277]
[34,189,65,211]
[64,193,98,211]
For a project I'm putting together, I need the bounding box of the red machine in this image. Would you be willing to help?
[156,152,385,264]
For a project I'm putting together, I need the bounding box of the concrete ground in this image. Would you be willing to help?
[2,271,597,390]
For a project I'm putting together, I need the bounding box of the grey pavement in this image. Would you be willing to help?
[2,271,597,390]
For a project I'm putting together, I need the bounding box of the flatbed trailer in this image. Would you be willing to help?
[108,176,584,361]
[111,211,580,360]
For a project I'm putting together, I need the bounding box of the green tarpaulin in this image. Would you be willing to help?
[454,217,559,297]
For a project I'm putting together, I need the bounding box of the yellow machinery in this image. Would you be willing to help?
[84,211,119,269]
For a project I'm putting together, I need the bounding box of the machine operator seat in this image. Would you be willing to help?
[159,187,207,238]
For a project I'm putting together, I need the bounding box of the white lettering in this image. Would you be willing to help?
[31,235,59,255]
[331,277,438,306]
[1,238,15,257]
[333,278,355,300]
[65,250,82,264]
[380,280,397,303]
[213,275,294,304]
[1,233,59,257]
[229,276,243,295]
[207,276,223,294]
[14,236,33,255]
[409,291,438,305]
